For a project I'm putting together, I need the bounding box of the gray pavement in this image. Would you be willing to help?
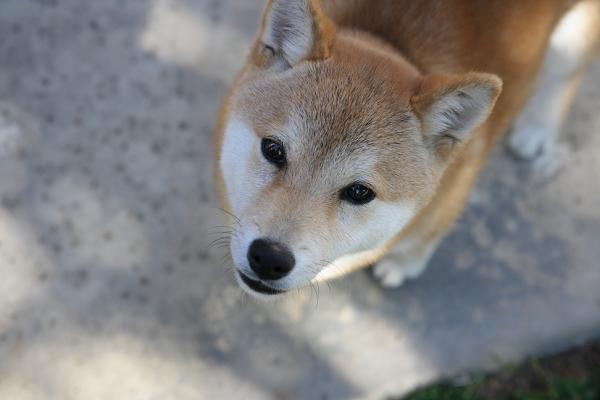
[1,1,599,399]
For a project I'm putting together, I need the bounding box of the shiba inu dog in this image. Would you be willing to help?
[214,0,600,299]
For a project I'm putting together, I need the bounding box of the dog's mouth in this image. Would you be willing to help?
[237,271,286,296]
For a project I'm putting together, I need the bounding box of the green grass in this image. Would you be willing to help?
[397,344,600,400]
[512,375,600,400]
[403,384,480,400]
[402,375,600,400]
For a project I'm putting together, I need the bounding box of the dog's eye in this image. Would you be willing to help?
[341,183,376,205]
[261,138,286,167]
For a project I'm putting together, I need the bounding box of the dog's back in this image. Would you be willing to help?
[323,0,580,140]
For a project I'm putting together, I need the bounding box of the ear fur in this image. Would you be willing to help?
[257,0,335,68]
[411,73,502,159]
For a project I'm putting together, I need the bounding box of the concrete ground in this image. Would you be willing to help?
[1,1,599,399]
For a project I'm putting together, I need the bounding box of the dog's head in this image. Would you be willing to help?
[217,0,501,299]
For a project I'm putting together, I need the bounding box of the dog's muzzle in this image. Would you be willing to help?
[237,270,286,296]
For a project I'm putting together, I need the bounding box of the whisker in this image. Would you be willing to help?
[325,280,333,294]
[206,230,234,236]
[209,225,237,230]
[214,207,241,226]
[309,281,317,305]
[207,236,232,248]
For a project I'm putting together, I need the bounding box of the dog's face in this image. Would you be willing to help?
[217,0,501,299]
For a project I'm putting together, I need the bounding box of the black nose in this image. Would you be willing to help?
[247,239,295,280]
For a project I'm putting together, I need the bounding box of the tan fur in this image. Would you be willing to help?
[214,0,600,295]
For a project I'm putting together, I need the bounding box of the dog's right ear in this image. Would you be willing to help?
[411,72,502,161]
[253,0,335,69]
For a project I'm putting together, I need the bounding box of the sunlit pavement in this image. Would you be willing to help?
[1,1,599,399]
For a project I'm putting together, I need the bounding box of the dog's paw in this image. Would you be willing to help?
[507,123,549,160]
[507,123,569,181]
[530,142,568,181]
[372,256,428,288]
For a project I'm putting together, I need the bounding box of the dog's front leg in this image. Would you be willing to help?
[372,236,440,288]
[508,0,600,177]
[372,130,491,288]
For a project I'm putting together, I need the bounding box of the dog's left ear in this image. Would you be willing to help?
[255,0,335,69]
[411,72,502,160]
